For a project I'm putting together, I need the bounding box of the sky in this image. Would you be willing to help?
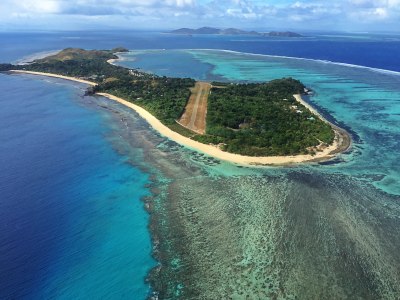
[0,0,399,32]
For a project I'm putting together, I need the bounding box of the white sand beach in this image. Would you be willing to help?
[11,70,97,86]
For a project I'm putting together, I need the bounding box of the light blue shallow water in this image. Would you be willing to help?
[0,74,155,299]
[117,49,400,195]
[114,49,400,299]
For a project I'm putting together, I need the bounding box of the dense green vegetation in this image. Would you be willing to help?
[0,64,13,71]
[0,48,335,156]
[40,49,193,124]
[93,76,194,124]
[19,48,132,83]
[0,48,195,125]
[195,79,334,156]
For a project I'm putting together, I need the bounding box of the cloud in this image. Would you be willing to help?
[169,0,195,7]
[0,0,399,31]
[0,0,196,17]
[1,0,61,14]
[348,0,400,9]
[346,0,400,21]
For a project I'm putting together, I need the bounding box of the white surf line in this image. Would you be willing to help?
[187,49,400,77]
[120,48,400,77]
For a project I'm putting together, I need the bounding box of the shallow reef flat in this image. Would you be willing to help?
[93,96,400,300]
[150,172,400,299]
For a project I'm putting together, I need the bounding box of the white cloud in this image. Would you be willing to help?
[349,7,389,20]
[375,7,388,17]
[348,0,400,8]
[346,0,399,20]
[167,0,195,7]
[0,0,399,31]
[0,0,196,17]
[291,2,310,9]
[1,0,61,14]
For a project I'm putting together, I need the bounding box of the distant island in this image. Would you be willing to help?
[169,27,303,37]
[0,48,350,165]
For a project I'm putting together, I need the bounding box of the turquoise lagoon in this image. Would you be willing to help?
[112,49,400,299]
[118,49,400,195]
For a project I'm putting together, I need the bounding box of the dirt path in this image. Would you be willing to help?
[178,81,211,134]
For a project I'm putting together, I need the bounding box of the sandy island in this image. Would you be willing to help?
[10,70,351,166]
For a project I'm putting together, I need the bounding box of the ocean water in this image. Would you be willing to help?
[2,31,400,71]
[0,74,155,299]
[115,49,400,298]
[117,49,400,195]
[1,31,400,299]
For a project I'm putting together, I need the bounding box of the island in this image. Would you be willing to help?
[169,27,303,37]
[0,48,350,165]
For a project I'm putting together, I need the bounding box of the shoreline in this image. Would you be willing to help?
[14,50,61,65]
[106,58,117,65]
[10,70,97,86]
[9,70,351,166]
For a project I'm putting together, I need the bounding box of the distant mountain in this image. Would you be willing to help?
[220,28,259,35]
[171,27,221,34]
[264,31,303,37]
[169,27,303,37]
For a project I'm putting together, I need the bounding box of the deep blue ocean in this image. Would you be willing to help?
[1,31,400,299]
[2,31,400,72]
[0,74,156,299]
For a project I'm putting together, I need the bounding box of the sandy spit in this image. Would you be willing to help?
[11,70,97,86]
